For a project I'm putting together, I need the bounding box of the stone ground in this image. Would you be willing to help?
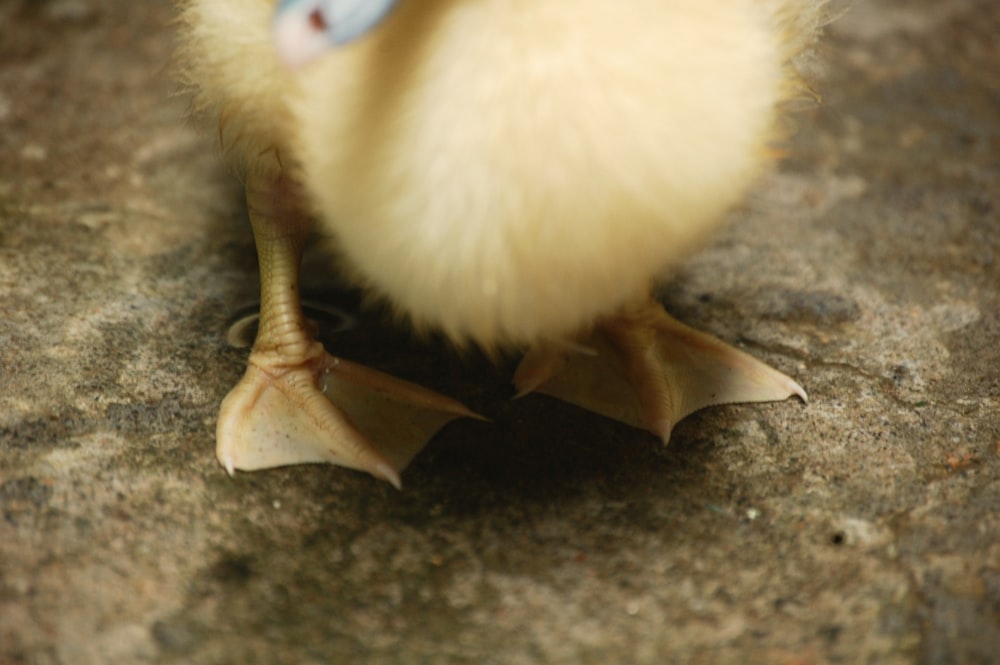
[1,1,998,663]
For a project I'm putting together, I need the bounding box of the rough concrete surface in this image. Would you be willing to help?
[1,1,998,663]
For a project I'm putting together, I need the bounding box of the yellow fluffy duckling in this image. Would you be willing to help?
[175,0,824,487]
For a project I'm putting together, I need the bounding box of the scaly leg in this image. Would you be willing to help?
[216,173,480,487]
[514,300,806,442]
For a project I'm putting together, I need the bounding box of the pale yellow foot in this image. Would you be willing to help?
[217,350,482,488]
[514,301,806,442]
[217,172,481,487]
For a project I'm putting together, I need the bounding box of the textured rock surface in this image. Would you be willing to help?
[1,1,998,663]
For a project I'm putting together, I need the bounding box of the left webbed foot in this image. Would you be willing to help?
[217,171,481,487]
[217,348,481,487]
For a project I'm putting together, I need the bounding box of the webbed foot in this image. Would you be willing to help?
[217,348,481,487]
[514,301,806,442]
[217,172,480,487]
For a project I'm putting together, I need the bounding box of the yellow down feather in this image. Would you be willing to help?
[176,0,827,349]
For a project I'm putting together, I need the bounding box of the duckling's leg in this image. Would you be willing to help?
[215,173,480,487]
[514,300,806,442]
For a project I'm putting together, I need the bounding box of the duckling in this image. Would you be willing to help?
[175,0,823,487]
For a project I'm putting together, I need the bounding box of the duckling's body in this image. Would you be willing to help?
[176,0,823,486]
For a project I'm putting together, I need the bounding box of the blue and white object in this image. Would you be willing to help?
[273,0,400,67]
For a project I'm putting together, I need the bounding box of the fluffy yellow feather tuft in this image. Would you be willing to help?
[288,0,827,347]
[177,0,827,350]
[175,0,827,480]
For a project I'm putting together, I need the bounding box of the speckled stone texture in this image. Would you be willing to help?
[1,1,998,663]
